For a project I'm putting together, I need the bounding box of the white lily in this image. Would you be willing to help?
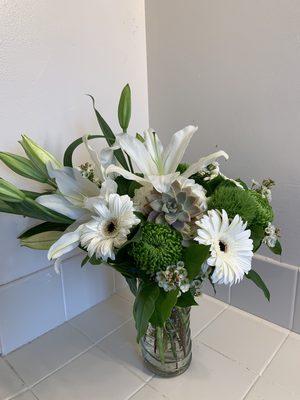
[106,126,229,193]
[37,163,117,219]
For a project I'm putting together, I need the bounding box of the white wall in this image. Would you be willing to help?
[145,0,300,330]
[0,0,148,353]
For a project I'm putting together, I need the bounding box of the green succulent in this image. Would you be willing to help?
[249,190,274,227]
[147,179,207,238]
[208,185,257,225]
[131,222,183,274]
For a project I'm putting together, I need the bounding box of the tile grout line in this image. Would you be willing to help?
[5,316,135,399]
[29,317,133,388]
[192,303,229,339]
[290,269,299,330]
[240,333,290,400]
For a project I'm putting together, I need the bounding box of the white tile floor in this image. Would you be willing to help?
[1,290,299,400]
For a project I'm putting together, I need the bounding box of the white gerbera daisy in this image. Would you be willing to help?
[80,193,140,261]
[195,209,253,285]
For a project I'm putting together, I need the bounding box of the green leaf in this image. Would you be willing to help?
[20,135,62,177]
[246,269,270,301]
[150,288,179,327]
[118,84,131,132]
[0,152,48,183]
[87,95,129,170]
[81,255,90,267]
[269,240,282,255]
[183,243,210,279]
[133,282,160,342]
[21,190,44,200]
[0,199,15,213]
[236,178,248,190]
[250,224,265,252]
[125,277,138,296]
[0,179,26,202]
[18,221,69,239]
[176,291,198,307]
[20,231,63,250]
[0,196,73,224]
[63,135,104,167]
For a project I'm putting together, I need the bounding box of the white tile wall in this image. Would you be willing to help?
[61,256,114,319]
[293,270,300,333]
[0,268,65,355]
[231,257,298,329]
[0,255,115,355]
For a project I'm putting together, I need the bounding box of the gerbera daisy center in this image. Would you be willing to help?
[219,240,227,252]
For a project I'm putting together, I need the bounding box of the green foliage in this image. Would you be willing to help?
[269,240,282,256]
[246,270,270,301]
[115,176,141,197]
[118,84,131,132]
[18,222,69,239]
[150,288,179,327]
[0,152,48,183]
[0,179,26,202]
[63,135,104,167]
[208,185,257,225]
[176,163,189,174]
[133,281,160,342]
[250,224,266,252]
[19,135,62,178]
[183,243,210,279]
[87,95,129,170]
[131,223,183,274]
[176,291,198,307]
[249,191,274,227]
[20,231,63,250]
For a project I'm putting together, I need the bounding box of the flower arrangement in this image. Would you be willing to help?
[0,85,281,376]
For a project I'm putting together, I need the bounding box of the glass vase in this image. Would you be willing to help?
[141,307,192,377]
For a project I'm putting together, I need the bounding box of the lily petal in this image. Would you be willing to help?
[37,194,86,219]
[143,129,164,172]
[47,164,100,206]
[83,135,105,182]
[48,229,81,260]
[117,133,157,175]
[106,164,149,186]
[182,150,229,178]
[147,172,180,193]
[163,126,198,174]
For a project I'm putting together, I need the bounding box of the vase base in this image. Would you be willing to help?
[142,352,192,378]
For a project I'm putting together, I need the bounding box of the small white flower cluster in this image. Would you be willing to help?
[251,179,274,202]
[199,162,220,181]
[156,262,190,293]
[190,279,202,296]
[262,222,280,248]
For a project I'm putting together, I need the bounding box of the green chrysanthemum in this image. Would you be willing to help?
[249,190,274,227]
[131,222,183,274]
[208,185,257,225]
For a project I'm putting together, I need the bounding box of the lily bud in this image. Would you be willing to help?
[20,231,63,250]
[0,178,26,202]
[20,135,62,176]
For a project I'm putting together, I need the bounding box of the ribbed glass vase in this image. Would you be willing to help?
[141,307,192,377]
